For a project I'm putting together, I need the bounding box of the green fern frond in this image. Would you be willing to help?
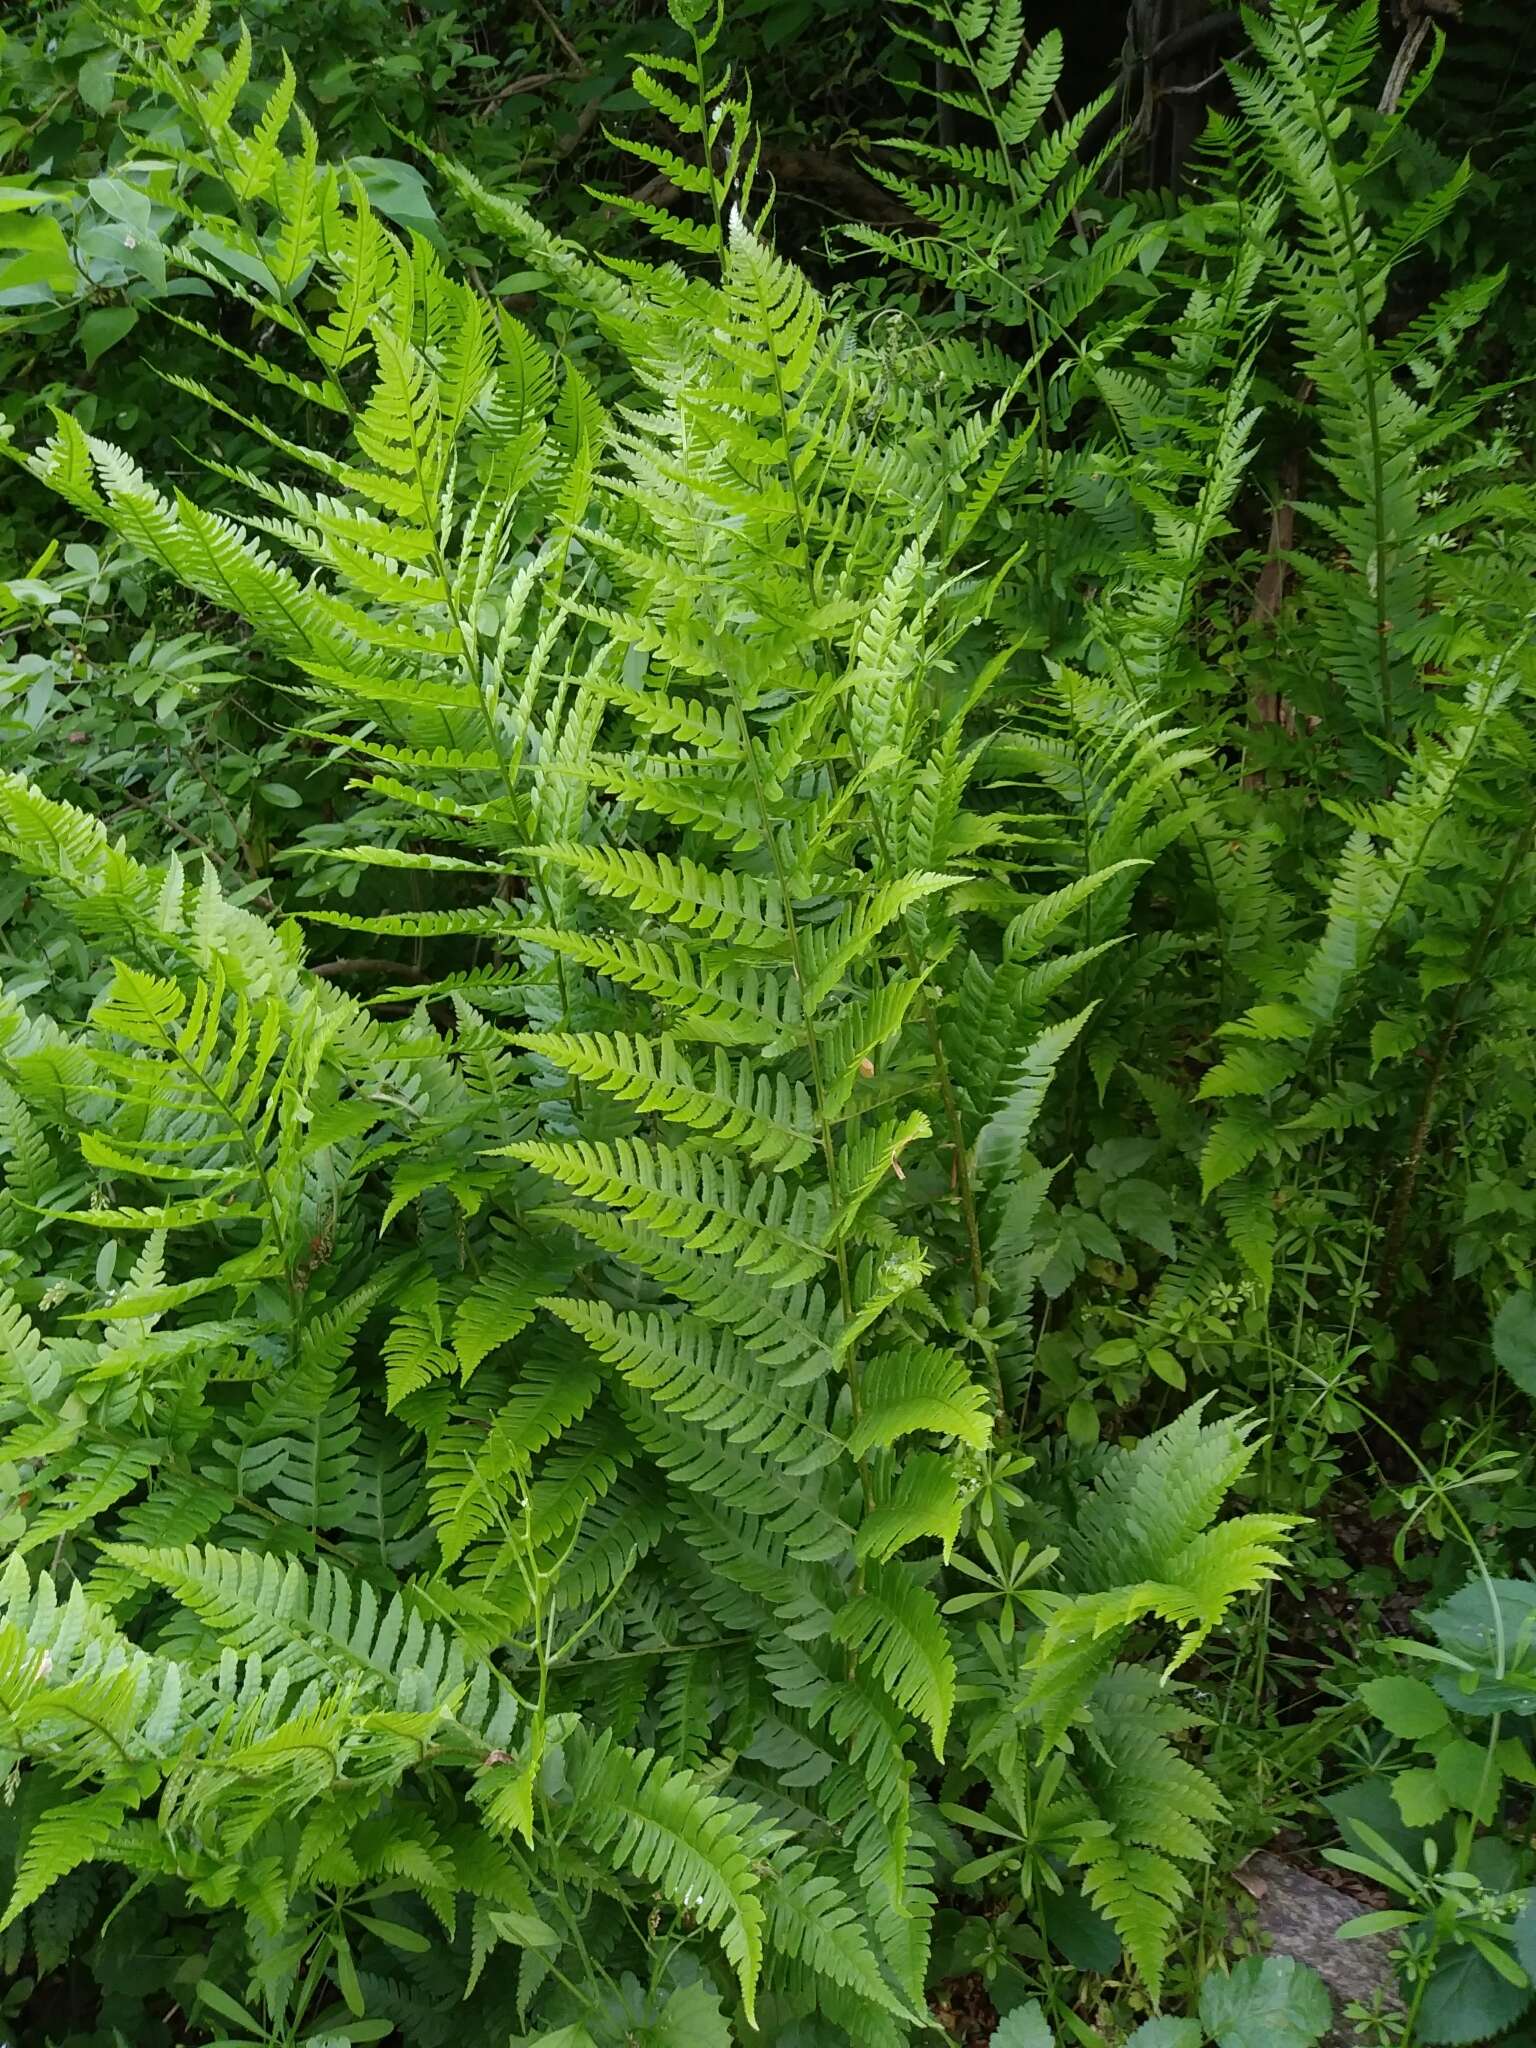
[106,1543,520,1740]
[519,1030,814,1168]
[564,1732,768,2020]
[530,842,787,945]
[504,1137,829,1281]
[832,1563,956,1755]
[847,1346,992,1455]
[766,1848,912,2019]
[1,1785,139,1934]
[546,1297,840,1473]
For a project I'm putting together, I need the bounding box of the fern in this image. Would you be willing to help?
[563,1732,769,2019]
[0,3,1436,2037]
[1023,1407,1296,1750]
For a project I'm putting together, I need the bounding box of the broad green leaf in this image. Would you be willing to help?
[1434,1736,1501,1822]
[196,1984,264,2033]
[1360,1674,1450,1740]
[1515,1894,1536,1983]
[1494,1291,1536,1396]
[353,1914,431,1953]
[78,49,120,114]
[643,1980,732,2047]
[1101,1175,1177,1256]
[1045,1883,1121,1974]
[1336,1909,1420,1939]
[1391,1767,1449,1830]
[1415,1943,1534,2046]
[0,213,76,296]
[1198,1955,1332,2048]
[992,2003,1053,2048]
[79,305,138,367]
[1423,1579,1536,1717]
[348,156,440,240]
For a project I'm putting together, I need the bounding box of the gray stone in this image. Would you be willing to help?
[1235,1852,1402,2047]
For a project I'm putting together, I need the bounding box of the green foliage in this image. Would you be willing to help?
[998,1956,1334,2048]
[2,0,1535,2044]
[1326,1571,1536,2043]
[1197,1957,1332,2048]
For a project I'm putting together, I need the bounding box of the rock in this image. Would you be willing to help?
[1236,1852,1402,2046]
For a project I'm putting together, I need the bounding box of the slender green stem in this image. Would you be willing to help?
[1282,7,1398,742]
[685,28,872,1505]
[1377,809,1536,1306]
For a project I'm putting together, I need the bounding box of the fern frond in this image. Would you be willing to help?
[546,1297,840,1473]
[832,1564,956,1755]
[564,1732,768,2020]
[504,1137,829,1281]
[848,1345,993,1455]
[520,1031,814,1168]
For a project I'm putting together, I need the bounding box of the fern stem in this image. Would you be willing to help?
[685,48,877,1502]
[918,981,990,1320]
[688,20,728,253]
[417,470,580,1069]
[157,1008,300,1311]
[724,669,872,1511]
[1280,4,1397,743]
[546,1633,753,1673]
[1376,809,1535,1309]
[941,0,1058,619]
[859,795,998,1411]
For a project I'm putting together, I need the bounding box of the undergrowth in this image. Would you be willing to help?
[1,2,1535,2045]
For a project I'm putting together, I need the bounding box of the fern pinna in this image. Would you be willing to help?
[0,3,1330,2041]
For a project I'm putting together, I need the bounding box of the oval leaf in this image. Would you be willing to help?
[1495,1291,1536,1396]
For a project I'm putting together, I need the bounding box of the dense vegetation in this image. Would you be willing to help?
[2,1,1536,2043]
